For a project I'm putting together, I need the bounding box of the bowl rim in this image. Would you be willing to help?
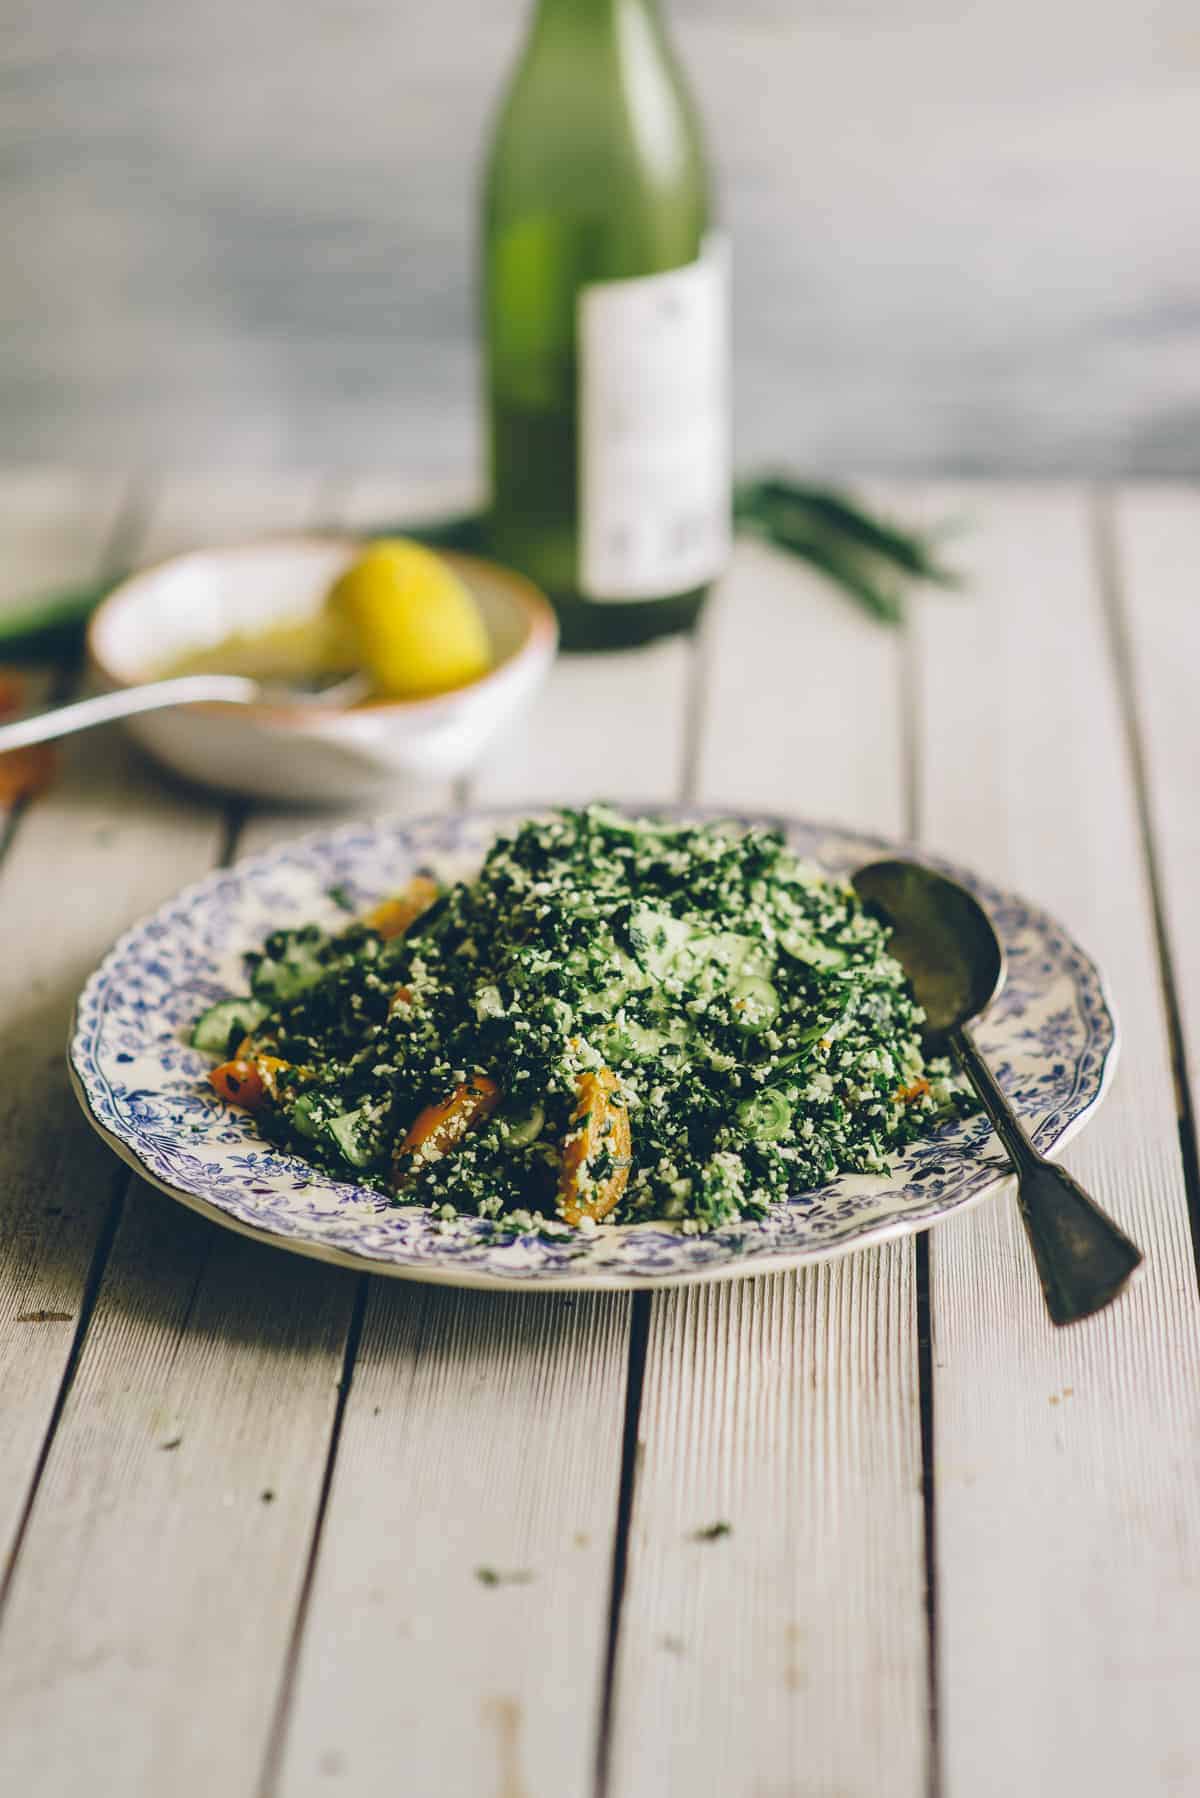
[86,532,559,728]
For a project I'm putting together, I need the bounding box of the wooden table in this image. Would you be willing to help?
[1,472,1198,1798]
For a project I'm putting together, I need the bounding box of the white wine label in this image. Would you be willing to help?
[578,237,730,603]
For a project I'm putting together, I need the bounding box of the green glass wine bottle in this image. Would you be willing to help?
[483,0,729,651]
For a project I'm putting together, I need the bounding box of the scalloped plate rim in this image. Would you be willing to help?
[67,803,1121,1293]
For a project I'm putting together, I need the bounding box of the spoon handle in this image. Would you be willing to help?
[953,1024,1143,1325]
[0,676,261,752]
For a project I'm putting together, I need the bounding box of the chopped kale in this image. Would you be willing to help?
[199,808,961,1229]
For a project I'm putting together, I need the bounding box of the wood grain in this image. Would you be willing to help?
[274,1285,630,1798]
[0,469,183,1570]
[913,485,1200,1798]
[0,473,370,1798]
[133,470,331,562]
[474,638,691,809]
[608,538,930,1796]
[0,1191,356,1795]
[5,474,1200,1798]
[1108,485,1200,1190]
[0,470,129,617]
[268,559,679,1794]
[690,534,908,830]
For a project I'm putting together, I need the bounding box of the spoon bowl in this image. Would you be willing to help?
[853,858,1004,1044]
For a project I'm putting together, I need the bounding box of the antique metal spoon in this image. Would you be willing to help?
[852,858,1142,1325]
[0,670,370,753]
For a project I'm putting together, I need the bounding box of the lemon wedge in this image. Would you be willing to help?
[328,540,491,699]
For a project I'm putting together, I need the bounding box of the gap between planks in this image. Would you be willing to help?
[0,469,156,1577]
[239,492,694,1796]
[0,472,360,1798]
[1091,488,1200,1291]
[915,482,1200,1798]
[603,519,931,1798]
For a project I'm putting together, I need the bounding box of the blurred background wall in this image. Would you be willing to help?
[3,0,1196,476]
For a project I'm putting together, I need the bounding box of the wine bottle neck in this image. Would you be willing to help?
[530,0,658,36]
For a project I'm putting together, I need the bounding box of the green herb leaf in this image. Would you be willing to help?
[691,1520,732,1542]
[738,477,962,586]
[474,1565,535,1587]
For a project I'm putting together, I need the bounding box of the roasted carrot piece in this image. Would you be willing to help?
[363,875,440,941]
[210,1053,290,1111]
[388,983,415,1015]
[896,1077,931,1104]
[0,670,25,718]
[394,1073,500,1187]
[558,1068,632,1226]
[0,664,52,799]
[0,742,57,805]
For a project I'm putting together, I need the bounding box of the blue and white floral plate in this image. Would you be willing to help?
[68,808,1118,1291]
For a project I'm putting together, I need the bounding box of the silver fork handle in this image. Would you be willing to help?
[0,676,261,752]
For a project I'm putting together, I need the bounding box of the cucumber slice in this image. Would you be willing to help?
[627,1019,667,1055]
[289,1093,324,1140]
[629,907,697,979]
[628,909,777,993]
[779,930,848,972]
[737,1088,792,1140]
[672,928,771,986]
[506,1103,545,1147]
[190,997,268,1056]
[328,1108,375,1169]
[730,975,780,1032]
[732,940,774,980]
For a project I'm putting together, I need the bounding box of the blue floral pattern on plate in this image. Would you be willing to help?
[68,808,1118,1291]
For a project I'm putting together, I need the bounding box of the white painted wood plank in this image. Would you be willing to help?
[694,535,909,831]
[273,537,686,1796]
[276,1286,630,1797]
[132,469,331,562]
[914,485,1200,1798]
[0,1191,356,1796]
[322,473,478,535]
[1110,485,1200,1169]
[0,468,127,618]
[0,469,175,1564]
[475,638,691,808]
[609,537,930,1796]
[0,473,372,1798]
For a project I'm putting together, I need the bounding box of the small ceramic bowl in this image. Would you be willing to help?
[88,536,558,804]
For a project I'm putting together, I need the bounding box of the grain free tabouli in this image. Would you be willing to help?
[195,808,964,1232]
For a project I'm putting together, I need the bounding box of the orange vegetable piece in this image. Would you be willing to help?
[0,672,57,805]
[0,742,57,805]
[394,1073,500,1187]
[388,984,415,1015]
[363,875,440,941]
[558,1069,632,1226]
[896,1077,931,1104]
[210,1053,290,1111]
[0,670,26,718]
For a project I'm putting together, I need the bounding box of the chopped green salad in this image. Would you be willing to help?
[196,808,964,1232]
